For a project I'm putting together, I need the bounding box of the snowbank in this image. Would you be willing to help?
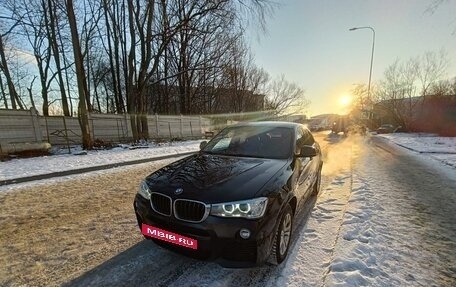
[0,140,201,182]
[378,133,456,168]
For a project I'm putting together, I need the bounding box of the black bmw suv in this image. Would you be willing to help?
[133,121,322,267]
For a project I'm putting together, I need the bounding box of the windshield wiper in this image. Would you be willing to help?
[223,153,270,159]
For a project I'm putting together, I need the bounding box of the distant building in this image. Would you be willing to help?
[308,114,340,129]
[373,95,456,136]
[277,114,307,123]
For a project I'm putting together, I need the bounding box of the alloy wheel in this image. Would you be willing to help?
[279,213,292,256]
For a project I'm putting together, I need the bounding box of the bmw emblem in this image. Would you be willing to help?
[175,188,184,195]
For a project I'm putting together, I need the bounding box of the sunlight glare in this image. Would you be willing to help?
[339,94,352,107]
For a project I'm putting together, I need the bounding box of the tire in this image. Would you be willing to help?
[312,165,322,196]
[269,204,293,265]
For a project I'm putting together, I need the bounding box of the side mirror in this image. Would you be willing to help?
[199,141,208,150]
[299,145,317,158]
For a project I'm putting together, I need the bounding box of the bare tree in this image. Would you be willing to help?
[65,0,92,149]
[45,0,72,116]
[0,0,282,144]
[374,51,449,129]
[416,50,449,99]
[97,0,126,114]
[265,74,308,115]
[375,59,419,128]
[425,0,456,34]
[6,0,54,115]
[428,77,456,96]
[0,22,24,109]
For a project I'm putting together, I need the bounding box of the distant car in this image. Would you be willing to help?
[394,126,407,133]
[331,116,349,135]
[309,124,322,132]
[133,122,323,267]
[376,124,395,134]
[346,124,367,136]
[309,124,318,131]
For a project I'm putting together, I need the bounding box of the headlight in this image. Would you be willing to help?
[211,197,268,219]
[138,181,151,200]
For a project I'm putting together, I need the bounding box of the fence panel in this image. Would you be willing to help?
[0,109,214,149]
[90,113,131,142]
[146,115,210,139]
[0,109,38,143]
[41,116,81,145]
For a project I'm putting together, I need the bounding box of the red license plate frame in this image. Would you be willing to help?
[141,223,198,250]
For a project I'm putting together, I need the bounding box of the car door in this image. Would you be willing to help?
[294,127,313,204]
[298,128,319,199]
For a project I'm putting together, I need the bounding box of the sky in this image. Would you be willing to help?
[246,0,456,116]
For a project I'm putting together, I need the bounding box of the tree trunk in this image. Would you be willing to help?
[102,0,120,113]
[0,34,22,109]
[47,0,70,116]
[27,76,37,111]
[35,56,50,116]
[66,0,92,149]
[0,73,8,109]
[126,0,139,141]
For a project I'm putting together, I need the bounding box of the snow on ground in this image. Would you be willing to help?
[1,133,454,286]
[0,157,185,193]
[3,132,452,183]
[323,141,456,286]
[378,133,456,168]
[270,135,455,286]
[0,140,201,182]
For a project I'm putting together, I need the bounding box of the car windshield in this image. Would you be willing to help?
[202,126,293,159]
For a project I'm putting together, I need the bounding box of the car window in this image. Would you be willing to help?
[203,126,293,159]
[212,137,231,151]
[295,128,304,154]
[296,127,314,151]
[302,129,315,146]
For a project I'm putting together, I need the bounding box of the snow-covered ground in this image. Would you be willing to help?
[2,133,452,184]
[378,133,456,168]
[1,133,455,286]
[0,140,201,182]
[271,135,455,286]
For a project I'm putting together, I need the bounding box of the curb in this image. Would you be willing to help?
[0,151,196,186]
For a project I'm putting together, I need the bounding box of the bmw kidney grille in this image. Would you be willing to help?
[150,193,209,222]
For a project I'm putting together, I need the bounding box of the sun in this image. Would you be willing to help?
[339,94,352,107]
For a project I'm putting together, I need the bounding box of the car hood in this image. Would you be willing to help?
[145,153,288,203]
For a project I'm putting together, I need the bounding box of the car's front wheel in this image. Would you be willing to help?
[269,204,293,265]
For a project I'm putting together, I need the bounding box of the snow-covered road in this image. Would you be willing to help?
[324,137,455,286]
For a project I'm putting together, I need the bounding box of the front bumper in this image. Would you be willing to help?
[133,194,278,267]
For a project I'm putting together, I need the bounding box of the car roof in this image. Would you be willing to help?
[232,121,301,129]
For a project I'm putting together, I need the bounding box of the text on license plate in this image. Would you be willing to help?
[141,223,198,250]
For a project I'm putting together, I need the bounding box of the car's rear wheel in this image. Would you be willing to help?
[269,204,293,265]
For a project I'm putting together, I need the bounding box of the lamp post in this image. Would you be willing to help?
[349,26,375,119]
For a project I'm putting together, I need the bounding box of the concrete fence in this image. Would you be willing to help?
[0,108,212,153]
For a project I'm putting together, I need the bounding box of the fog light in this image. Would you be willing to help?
[239,229,251,239]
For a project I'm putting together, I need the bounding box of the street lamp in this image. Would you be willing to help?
[349,26,375,119]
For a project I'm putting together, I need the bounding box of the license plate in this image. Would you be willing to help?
[141,223,198,250]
